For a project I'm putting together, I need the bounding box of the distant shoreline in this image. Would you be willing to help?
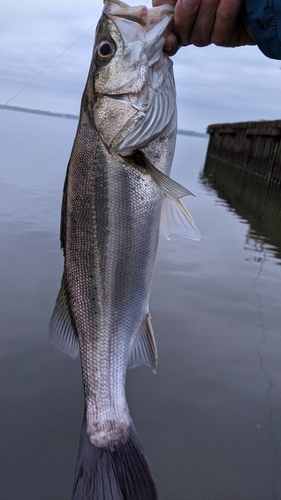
[0,104,79,121]
[0,104,208,138]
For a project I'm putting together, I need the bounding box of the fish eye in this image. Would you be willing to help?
[96,41,115,61]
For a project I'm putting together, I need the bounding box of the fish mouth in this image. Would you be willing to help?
[104,0,174,45]
[113,14,146,27]
[104,0,147,26]
[103,0,174,76]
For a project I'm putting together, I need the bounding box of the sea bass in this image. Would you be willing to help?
[50,1,200,498]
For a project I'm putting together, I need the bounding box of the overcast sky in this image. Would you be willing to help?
[1,0,280,132]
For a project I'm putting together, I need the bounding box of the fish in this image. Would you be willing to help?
[49,1,200,499]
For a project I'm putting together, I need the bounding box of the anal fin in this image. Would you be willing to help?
[49,273,79,358]
[127,313,157,373]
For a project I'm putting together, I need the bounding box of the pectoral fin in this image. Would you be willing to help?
[124,149,194,198]
[127,313,157,373]
[160,194,201,240]
[49,273,79,358]
[138,152,194,198]
[123,150,201,241]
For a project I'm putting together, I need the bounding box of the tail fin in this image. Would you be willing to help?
[72,416,158,500]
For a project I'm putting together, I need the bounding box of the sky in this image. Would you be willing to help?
[1,0,281,133]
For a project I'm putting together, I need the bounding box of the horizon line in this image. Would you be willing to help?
[0,103,208,138]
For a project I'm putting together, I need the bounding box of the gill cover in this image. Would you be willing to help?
[93,0,176,153]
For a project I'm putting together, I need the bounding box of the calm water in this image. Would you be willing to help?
[1,109,281,500]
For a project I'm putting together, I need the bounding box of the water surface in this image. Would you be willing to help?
[1,110,281,500]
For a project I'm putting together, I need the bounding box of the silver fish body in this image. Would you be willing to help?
[50,1,199,498]
[66,118,176,447]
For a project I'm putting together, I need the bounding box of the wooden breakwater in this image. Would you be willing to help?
[204,120,281,188]
[202,120,281,255]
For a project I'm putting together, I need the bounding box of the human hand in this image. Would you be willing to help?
[153,0,256,55]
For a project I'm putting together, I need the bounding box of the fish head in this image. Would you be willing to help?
[89,0,176,153]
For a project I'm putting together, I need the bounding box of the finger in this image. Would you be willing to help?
[152,0,176,6]
[211,0,255,46]
[173,0,201,46]
[151,0,180,55]
[163,31,181,55]
[188,0,220,46]
[211,0,242,46]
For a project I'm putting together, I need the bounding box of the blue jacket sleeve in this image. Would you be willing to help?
[246,0,281,59]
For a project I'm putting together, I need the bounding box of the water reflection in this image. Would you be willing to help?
[201,153,281,500]
[201,154,281,261]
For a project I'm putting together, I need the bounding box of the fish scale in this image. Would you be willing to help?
[67,123,162,445]
[49,1,200,498]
